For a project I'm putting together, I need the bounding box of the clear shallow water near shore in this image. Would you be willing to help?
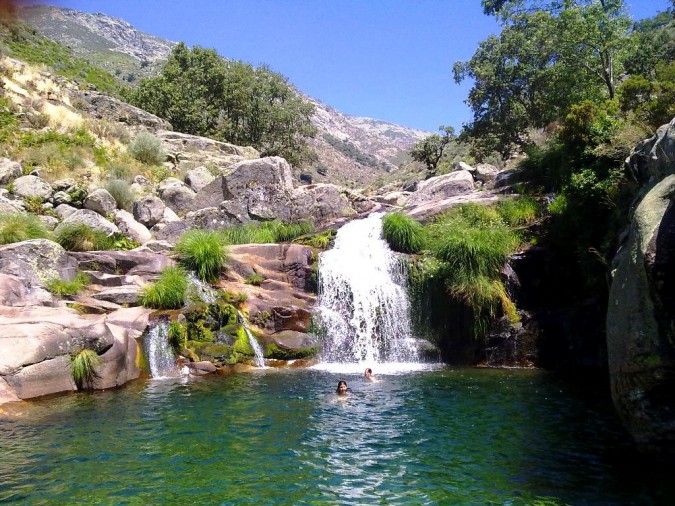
[1,367,674,505]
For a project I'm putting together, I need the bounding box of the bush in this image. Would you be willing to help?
[103,179,135,211]
[55,224,112,252]
[70,349,101,390]
[46,272,89,297]
[0,213,51,244]
[127,131,166,165]
[175,230,228,283]
[138,267,189,309]
[496,197,540,227]
[382,212,424,254]
[104,162,135,182]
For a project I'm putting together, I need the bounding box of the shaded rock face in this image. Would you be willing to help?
[608,175,675,449]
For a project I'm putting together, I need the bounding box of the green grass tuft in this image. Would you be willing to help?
[55,223,112,252]
[103,179,135,211]
[70,349,101,391]
[0,213,51,244]
[46,272,89,297]
[382,212,424,254]
[245,273,265,286]
[175,230,228,283]
[496,197,540,227]
[138,267,189,309]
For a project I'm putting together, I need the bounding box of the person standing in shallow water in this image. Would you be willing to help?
[336,380,348,395]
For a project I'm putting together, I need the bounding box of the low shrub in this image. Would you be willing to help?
[138,267,189,309]
[0,213,51,244]
[70,349,101,390]
[46,272,89,297]
[128,131,166,165]
[103,179,135,211]
[382,212,424,254]
[55,223,111,252]
[175,230,228,283]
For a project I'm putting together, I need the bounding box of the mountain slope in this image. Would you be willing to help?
[19,5,430,187]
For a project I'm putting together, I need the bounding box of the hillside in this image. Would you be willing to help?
[19,5,430,188]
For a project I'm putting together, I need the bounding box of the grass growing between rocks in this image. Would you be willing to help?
[46,272,89,297]
[383,200,539,340]
[175,230,228,283]
[55,223,112,252]
[70,349,101,391]
[382,212,424,254]
[139,267,189,309]
[0,212,51,244]
[218,220,314,245]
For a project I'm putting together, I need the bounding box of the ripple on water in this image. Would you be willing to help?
[0,368,673,504]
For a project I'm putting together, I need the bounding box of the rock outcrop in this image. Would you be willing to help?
[607,119,675,450]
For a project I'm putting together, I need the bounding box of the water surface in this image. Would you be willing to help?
[1,368,673,505]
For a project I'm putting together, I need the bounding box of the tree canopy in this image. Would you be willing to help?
[410,126,456,177]
[455,0,635,159]
[127,43,316,166]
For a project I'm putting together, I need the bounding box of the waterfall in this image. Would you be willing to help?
[186,272,217,305]
[237,310,267,368]
[146,322,180,378]
[316,212,419,364]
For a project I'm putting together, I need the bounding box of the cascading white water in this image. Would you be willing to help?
[146,322,180,378]
[237,310,267,368]
[186,272,217,305]
[316,212,419,365]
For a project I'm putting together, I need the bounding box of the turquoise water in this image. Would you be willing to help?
[1,367,673,505]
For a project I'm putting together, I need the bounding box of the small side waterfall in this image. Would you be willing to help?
[316,212,419,364]
[146,322,180,378]
[237,311,267,368]
[186,272,217,305]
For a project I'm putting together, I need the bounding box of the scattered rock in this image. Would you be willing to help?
[114,210,152,244]
[133,195,166,227]
[0,239,78,287]
[55,209,120,236]
[84,188,118,216]
[185,166,216,192]
[0,158,22,186]
[11,175,53,201]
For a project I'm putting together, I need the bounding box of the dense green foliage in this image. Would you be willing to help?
[46,272,89,297]
[0,212,50,244]
[384,202,537,340]
[138,267,189,309]
[381,212,424,254]
[175,230,228,283]
[70,349,101,390]
[127,43,316,166]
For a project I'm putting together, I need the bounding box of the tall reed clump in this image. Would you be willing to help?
[382,212,424,254]
[0,212,51,244]
[71,349,101,390]
[138,266,189,309]
[175,230,228,283]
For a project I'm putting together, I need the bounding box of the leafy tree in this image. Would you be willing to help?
[128,43,316,166]
[410,126,455,176]
[456,0,635,159]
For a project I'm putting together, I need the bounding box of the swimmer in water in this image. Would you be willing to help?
[364,368,376,381]
[336,380,348,396]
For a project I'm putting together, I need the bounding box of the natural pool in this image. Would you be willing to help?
[1,367,673,505]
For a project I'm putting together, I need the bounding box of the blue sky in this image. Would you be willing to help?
[45,0,670,133]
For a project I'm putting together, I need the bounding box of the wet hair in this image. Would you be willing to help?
[365,368,372,374]
[336,380,347,393]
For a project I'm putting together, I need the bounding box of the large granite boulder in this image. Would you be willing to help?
[291,184,357,223]
[0,158,22,185]
[158,179,195,214]
[69,90,172,130]
[133,195,166,228]
[114,210,152,245]
[626,118,675,184]
[405,170,475,207]
[84,188,118,216]
[0,307,144,401]
[607,174,675,450]
[55,209,120,237]
[72,250,174,277]
[0,273,54,307]
[185,166,216,192]
[193,156,294,221]
[0,239,78,286]
[12,175,53,201]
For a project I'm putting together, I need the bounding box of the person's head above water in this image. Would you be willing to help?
[364,368,373,379]
[336,380,348,395]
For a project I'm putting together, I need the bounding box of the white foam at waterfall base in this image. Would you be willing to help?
[316,212,420,366]
[146,322,180,379]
